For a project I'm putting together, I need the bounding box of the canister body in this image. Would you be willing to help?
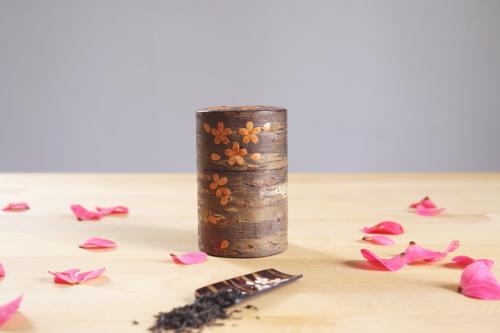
[196,105,287,258]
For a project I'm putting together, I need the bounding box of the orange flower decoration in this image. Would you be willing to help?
[209,174,228,190]
[224,142,247,166]
[210,153,221,161]
[238,121,261,144]
[250,153,261,161]
[209,174,231,206]
[220,240,230,249]
[216,187,231,205]
[208,213,224,224]
[203,123,211,133]
[210,121,232,145]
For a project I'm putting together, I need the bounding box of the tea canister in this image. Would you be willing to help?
[196,105,287,257]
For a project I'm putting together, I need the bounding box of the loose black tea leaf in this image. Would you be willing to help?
[149,288,244,333]
[245,304,259,311]
[151,269,301,332]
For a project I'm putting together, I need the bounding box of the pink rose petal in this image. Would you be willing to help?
[79,237,117,249]
[0,263,5,278]
[48,268,81,284]
[360,249,406,271]
[48,268,105,285]
[410,197,444,216]
[362,221,404,235]
[171,252,208,265]
[452,255,494,269]
[0,295,23,326]
[70,204,102,221]
[362,235,395,246]
[410,196,437,209]
[405,240,460,263]
[459,262,500,300]
[415,205,445,216]
[96,206,129,216]
[2,202,29,211]
[77,268,106,283]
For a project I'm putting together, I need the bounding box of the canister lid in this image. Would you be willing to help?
[197,105,286,113]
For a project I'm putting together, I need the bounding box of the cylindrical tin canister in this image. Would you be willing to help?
[196,105,287,258]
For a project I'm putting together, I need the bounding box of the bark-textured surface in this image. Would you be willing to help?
[196,105,288,257]
[194,268,302,298]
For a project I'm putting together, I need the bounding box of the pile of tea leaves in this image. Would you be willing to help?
[149,288,246,333]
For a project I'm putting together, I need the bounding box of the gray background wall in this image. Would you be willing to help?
[1,0,499,172]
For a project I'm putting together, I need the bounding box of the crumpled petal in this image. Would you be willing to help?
[0,295,23,326]
[410,196,437,209]
[2,202,30,211]
[410,196,444,216]
[459,262,500,300]
[405,240,459,263]
[0,263,5,277]
[48,268,105,285]
[48,269,81,284]
[170,252,208,265]
[362,235,395,246]
[79,237,117,249]
[70,204,102,221]
[362,221,404,235]
[452,255,494,269]
[360,249,406,271]
[96,206,129,216]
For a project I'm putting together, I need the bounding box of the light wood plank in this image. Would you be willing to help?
[0,173,499,332]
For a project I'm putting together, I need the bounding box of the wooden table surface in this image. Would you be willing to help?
[1,173,500,333]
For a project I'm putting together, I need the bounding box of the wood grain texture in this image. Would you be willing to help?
[196,106,287,257]
[0,173,500,333]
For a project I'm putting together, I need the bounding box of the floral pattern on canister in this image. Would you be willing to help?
[239,121,261,144]
[224,142,248,166]
[220,240,230,249]
[209,174,228,190]
[210,153,221,161]
[208,212,224,224]
[209,174,231,206]
[203,123,211,133]
[208,121,232,145]
[204,120,267,166]
[250,153,261,161]
[216,187,231,206]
